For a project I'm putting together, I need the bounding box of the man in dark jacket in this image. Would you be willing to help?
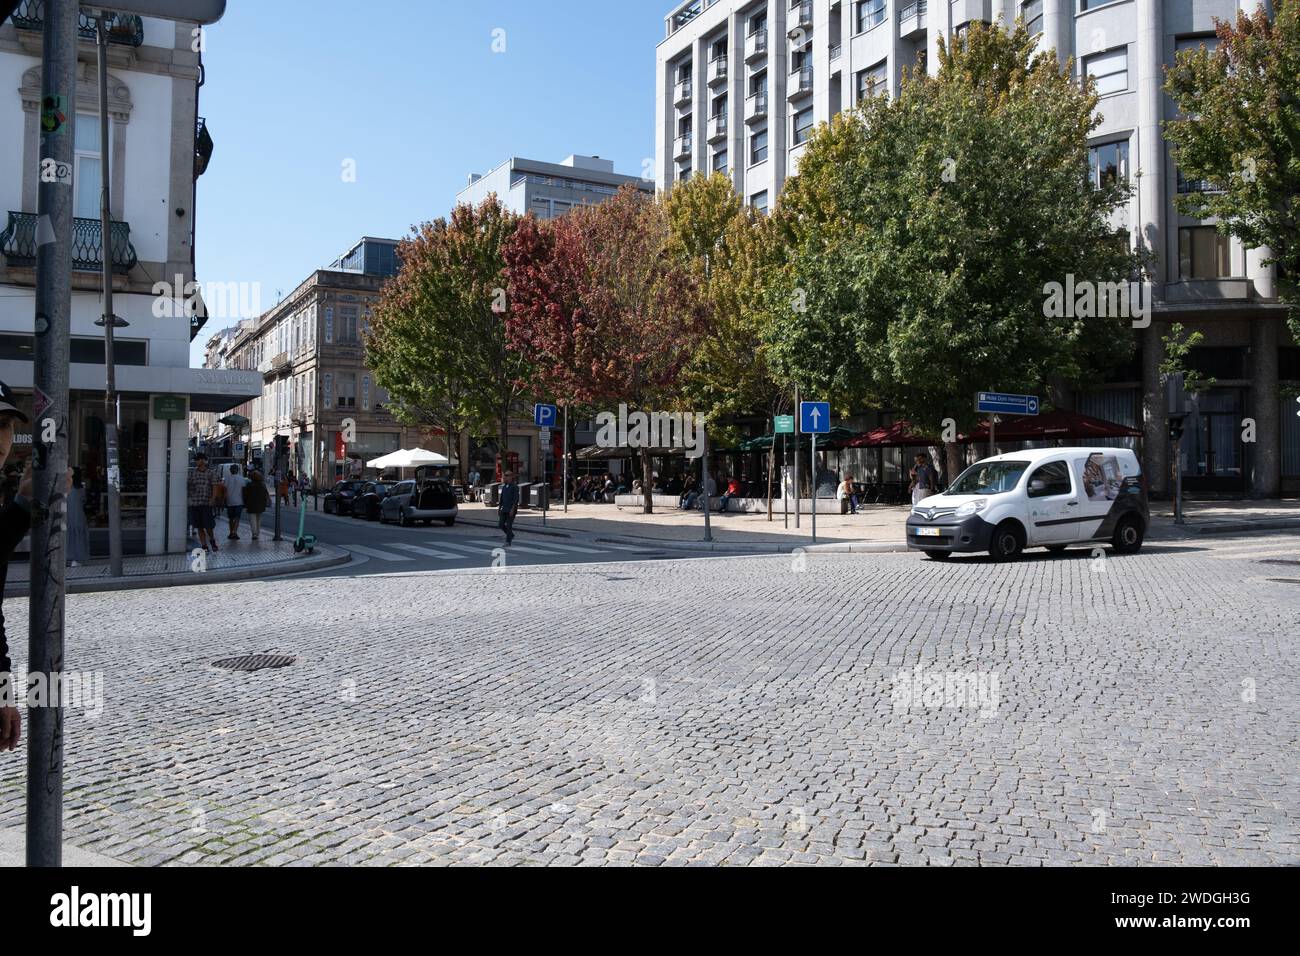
[0,381,31,752]
[498,470,519,547]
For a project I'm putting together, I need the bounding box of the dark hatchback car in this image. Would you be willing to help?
[322,480,364,515]
[380,472,458,526]
[352,481,394,521]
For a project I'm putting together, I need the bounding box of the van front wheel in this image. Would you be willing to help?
[1112,516,1144,554]
[989,522,1025,562]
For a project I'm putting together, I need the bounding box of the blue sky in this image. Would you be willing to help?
[192,0,667,363]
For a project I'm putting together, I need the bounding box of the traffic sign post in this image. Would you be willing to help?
[775,415,793,528]
[533,403,557,429]
[800,402,830,544]
[976,392,1039,458]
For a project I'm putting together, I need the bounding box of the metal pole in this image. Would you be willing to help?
[163,418,171,550]
[272,438,282,541]
[811,433,817,544]
[701,425,712,543]
[782,430,788,529]
[785,387,795,530]
[562,403,568,513]
[95,13,123,578]
[989,418,995,460]
[28,0,77,868]
[1174,436,1184,525]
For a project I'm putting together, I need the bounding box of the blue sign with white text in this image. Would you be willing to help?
[800,401,830,434]
[534,403,558,428]
[976,392,1040,416]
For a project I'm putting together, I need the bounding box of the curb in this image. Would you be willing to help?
[4,544,351,598]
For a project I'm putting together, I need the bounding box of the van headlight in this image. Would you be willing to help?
[955,499,987,518]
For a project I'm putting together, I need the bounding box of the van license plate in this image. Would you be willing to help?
[916,527,941,537]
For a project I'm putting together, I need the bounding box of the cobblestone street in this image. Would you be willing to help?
[1,535,1296,866]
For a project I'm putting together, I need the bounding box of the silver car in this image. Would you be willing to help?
[379,477,459,527]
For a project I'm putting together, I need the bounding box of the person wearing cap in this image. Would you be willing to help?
[0,381,31,752]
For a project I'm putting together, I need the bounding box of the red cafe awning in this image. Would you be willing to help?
[965,409,1141,443]
[843,420,938,448]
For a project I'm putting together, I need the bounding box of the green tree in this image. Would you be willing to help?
[1165,1,1300,336]
[769,21,1141,477]
[366,197,527,472]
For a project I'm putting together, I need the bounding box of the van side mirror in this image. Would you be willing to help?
[1028,479,1047,494]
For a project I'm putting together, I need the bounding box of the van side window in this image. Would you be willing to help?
[1027,461,1072,498]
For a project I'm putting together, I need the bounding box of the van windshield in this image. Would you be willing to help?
[948,460,1029,495]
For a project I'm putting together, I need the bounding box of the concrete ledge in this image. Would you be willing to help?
[0,828,130,867]
[4,544,351,598]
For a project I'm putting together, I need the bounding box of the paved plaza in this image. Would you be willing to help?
[0,533,1296,866]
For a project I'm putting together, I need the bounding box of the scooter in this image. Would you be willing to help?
[293,495,316,554]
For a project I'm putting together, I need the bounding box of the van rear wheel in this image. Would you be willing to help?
[1111,516,1144,554]
[989,522,1025,562]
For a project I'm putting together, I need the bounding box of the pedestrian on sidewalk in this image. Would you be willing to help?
[909,453,937,506]
[66,467,90,566]
[678,473,697,510]
[0,382,31,751]
[837,473,860,515]
[223,463,248,541]
[244,471,270,541]
[498,470,519,547]
[717,476,741,513]
[188,453,218,553]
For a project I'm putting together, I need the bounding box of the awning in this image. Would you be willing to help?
[575,445,704,460]
[366,448,451,469]
[842,420,937,448]
[738,426,857,452]
[964,409,1141,443]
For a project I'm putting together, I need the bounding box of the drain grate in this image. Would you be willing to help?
[211,654,296,672]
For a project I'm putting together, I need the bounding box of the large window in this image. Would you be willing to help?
[792,107,814,147]
[751,128,769,164]
[74,114,109,220]
[1027,461,1072,498]
[856,61,888,101]
[1084,47,1128,96]
[855,0,886,33]
[336,371,357,409]
[1022,0,1043,35]
[712,149,728,174]
[337,306,359,344]
[1178,226,1232,280]
[1088,139,1129,189]
[750,191,769,214]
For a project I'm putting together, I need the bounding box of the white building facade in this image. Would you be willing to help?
[0,5,258,554]
[457,154,653,220]
[655,0,1296,497]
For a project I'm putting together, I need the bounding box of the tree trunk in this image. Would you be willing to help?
[766,441,775,521]
[943,441,964,491]
[640,448,654,514]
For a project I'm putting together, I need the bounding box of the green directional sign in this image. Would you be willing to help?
[774,415,795,435]
[152,395,186,421]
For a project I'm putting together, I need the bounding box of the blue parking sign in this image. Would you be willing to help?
[800,401,830,434]
[534,403,558,428]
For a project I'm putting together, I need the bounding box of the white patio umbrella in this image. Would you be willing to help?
[366,448,451,470]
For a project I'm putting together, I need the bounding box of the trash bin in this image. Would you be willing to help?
[485,482,501,507]
[530,483,550,512]
[840,497,850,515]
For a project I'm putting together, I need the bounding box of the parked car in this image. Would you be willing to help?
[322,480,364,515]
[380,470,458,526]
[352,481,394,521]
[905,446,1147,561]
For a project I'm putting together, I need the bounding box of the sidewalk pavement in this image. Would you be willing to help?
[5,537,349,597]
[0,828,129,866]
[457,497,1300,553]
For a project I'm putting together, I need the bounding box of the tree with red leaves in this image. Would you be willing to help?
[504,186,708,513]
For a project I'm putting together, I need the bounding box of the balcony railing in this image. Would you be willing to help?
[674,133,694,157]
[1,211,137,274]
[900,0,928,36]
[789,65,813,97]
[708,55,728,85]
[12,2,145,47]
[708,112,728,140]
[674,79,693,103]
[791,0,813,29]
[195,117,214,179]
[746,91,769,121]
[830,43,842,61]
[746,28,768,61]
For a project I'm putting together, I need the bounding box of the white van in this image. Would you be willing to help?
[906,446,1148,561]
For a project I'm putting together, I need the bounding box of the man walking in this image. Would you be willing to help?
[910,453,937,506]
[498,470,519,547]
[0,382,31,752]
[223,463,247,541]
[188,452,218,553]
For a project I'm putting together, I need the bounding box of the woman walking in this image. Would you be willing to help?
[66,467,90,566]
[244,470,270,541]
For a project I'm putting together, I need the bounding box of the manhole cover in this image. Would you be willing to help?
[211,654,296,672]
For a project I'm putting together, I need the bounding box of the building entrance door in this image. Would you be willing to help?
[1181,388,1247,495]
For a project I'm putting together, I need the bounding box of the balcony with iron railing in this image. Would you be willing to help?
[745,90,769,122]
[707,111,728,141]
[745,28,768,61]
[790,0,813,29]
[11,2,144,47]
[674,78,693,104]
[674,133,694,158]
[900,0,928,38]
[788,64,813,99]
[708,54,728,85]
[0,211,137,274]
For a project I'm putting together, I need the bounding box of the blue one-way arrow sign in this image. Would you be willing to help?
[534,403,557,428]
[976,392,1040,416]
[800,401,830,434]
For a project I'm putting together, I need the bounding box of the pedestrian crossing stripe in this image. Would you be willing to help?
[340,544,415,562]
[388,543,465,559]
[465,538,568,556]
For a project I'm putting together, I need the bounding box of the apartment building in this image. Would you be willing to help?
[0,4,258,554]
[655,0,1296,497]
[457,153,653,220]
